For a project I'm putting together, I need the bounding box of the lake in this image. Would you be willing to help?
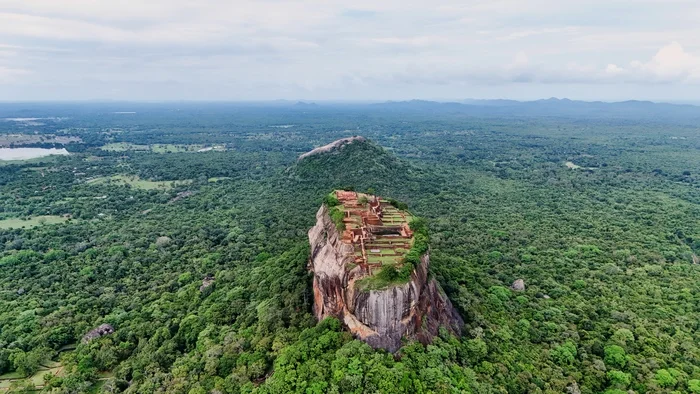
[0,148,70,161]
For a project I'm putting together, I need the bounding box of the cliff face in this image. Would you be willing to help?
[309,205,463,353]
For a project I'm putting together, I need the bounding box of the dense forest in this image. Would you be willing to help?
[0,102,699,393]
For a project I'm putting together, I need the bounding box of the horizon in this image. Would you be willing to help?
[1,97,700,106]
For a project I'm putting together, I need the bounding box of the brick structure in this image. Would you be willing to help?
[333,190,414,276]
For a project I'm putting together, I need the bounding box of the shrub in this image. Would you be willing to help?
[402,217,430,268]
[329,207,345,231]
[376,265,398,282]
[324,193,340,207]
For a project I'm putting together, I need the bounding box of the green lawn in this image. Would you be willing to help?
[101,142,150,152]
[0,215,69,229]
[0,372,24,380]
[208,177,232,182]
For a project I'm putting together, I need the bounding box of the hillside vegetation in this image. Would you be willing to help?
[0,103,698,393]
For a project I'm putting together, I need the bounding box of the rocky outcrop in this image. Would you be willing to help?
[511,279,525,291]
[298,136,366,160]
[82,323,115,343]
[309,205,463,352]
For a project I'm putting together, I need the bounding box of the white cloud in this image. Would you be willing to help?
[0,0,699,99]
[355,42,700,87]
[609,42,700,83]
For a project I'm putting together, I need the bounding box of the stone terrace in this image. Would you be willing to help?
[334,190,414,276]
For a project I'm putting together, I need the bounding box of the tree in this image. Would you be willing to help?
[604,345,627,369]
[10,350,43,378]
[551,342,577,366]
[606,370,631,389]
[655,369,679,388]
[688,379,700,393]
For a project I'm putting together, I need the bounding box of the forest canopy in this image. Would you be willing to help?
[0,102,698,393]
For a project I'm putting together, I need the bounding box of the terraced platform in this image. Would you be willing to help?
[333,190,414,276]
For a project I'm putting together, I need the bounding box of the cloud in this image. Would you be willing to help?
[355,42,700,87]
[0,0,699,99]
[0,65,30,83]
[626,41,700,82]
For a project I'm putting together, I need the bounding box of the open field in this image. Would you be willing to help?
[0,364,65,392]
[208,177,232,182]
[0,215,69,229]
[87,175,192,190]
[101,142,150,151]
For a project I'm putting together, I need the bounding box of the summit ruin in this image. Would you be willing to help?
[308,190,463,352]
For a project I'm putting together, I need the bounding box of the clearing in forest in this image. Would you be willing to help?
[87,175,192,190]
[0,215,70,229]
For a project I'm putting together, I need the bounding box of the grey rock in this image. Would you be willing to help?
[200,275,215,292]
[82,323,115,343]
[299,136,366,160]
[511,279,526,291]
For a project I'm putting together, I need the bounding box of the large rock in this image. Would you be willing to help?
[82,323,115,343]
[511,279,526,291]
[308,205,463,352]
[298,136,366,160]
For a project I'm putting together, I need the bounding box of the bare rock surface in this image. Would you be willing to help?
[82,323,115,343]
[298,136,366,160]
[200,275,215,292]
[511,279,526,291]
[309,205,463,352]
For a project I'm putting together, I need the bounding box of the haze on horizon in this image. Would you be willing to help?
[1,0,699,102]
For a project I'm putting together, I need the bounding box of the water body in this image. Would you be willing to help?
[0,148,70,161]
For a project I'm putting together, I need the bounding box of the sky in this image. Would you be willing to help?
[1,0,699,102]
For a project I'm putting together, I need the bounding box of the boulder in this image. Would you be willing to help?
[200,275,215,292]
[511,279,526,291]
[82,323,115,343]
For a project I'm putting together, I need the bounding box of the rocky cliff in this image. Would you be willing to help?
[309,204,463,353]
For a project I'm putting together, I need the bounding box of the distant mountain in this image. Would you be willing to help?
[371,98,700,122]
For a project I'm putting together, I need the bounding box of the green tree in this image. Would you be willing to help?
[655,369,679,388]
[604,345,627,369]
[607,370,631,389]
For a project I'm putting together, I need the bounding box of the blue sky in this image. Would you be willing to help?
[0,0,699,101]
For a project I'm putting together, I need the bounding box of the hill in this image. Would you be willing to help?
[371,98,700,123]
[289,137,417,192]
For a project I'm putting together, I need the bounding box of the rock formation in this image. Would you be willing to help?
[298,136,366,160]
[308,191,463,352]
[511,279,525,291]
[82,323,115,343]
